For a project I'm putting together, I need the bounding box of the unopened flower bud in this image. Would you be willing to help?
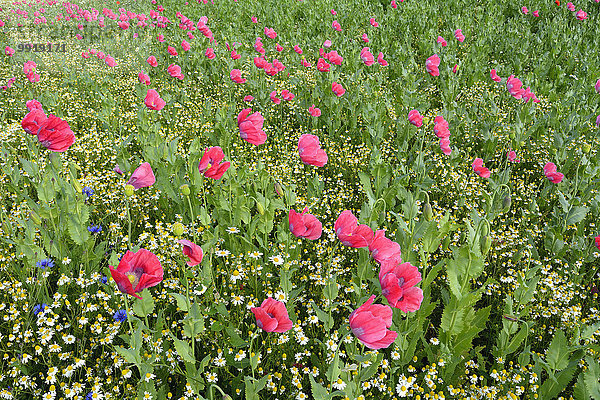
[274,181,283,196]
[256,201,265,215]
[481,235,492,255]
[49,152,62,170]
[583,143,591,153]
[30,211,41,225]
[481,222,489,237]
[223,395,233,400]
[502,194,511,210]
[423,203,433,222]
[173,222,184,237]
[180,184,190,196]
[124,184,135,197]
[73,179,82,194]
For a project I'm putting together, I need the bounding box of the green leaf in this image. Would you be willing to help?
[584,356,600,400]
[505,324,529,356]
[171,335,196,364]
[310,301,333,330]
[115,346,139,365]
[575,372,592,400]
[132,289,155,318]
[309,375,329,400]
[68,214,90,245]
[225,326,247,348]
[170,293,190,312]
[540,361,578,399]
[565,206,588,226]
[546,330,570,371]
[244,375,269,400]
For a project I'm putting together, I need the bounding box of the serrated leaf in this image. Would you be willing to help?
[133,289,155,318]
[68,215,90,245]
[565,206,588,226]
[170,293,190,312]
[309,375,329,400]
[546,330,570,371]
[584,356,600,400]
[115,346,139,365]
[171,335,196,364]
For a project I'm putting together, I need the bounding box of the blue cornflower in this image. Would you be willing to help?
[87,225,102,234]
[85,393,94,400]
[82,187,94,198]
[36,258,54,269]
[100,275,108,284]
[33,303,47,315]
[113,309,127,322]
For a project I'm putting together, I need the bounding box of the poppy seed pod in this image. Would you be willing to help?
[423,203,433,222]
[172,222,184,237]
[180,184,190,196]
[503,194,512,210]
[481,235,492,255]
[124,184,135,197]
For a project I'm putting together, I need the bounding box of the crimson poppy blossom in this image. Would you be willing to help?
[595,236,600,251]
[437,36,447,47]
[472,158,491,178]
[454,29,465,42]
[379,260,423,312]
[167,45,178,56]
[362,33,370,43]
[144,89,166,111]
[198,146,230,179]
[294,45,303,54]
[361,47,375,66]
[334,210,374,248]
[147,55,158,67]
[596,115,600,128]
[243,95,254,102]
[230,69,246,84]
[369,18,379,27]
[328,51,343,66]
[251,298,293,333]
[22,109,47,135]
[289,208,322,240]
[369,229,402,266]
[377,52,388,66]
[490,69,501,82]
[506,75,525,99]
[576,9,587,19]
[138,71,150,85]
[110,248,163,299]
[301,58,311,67]
[179,239,203,267]
[23,61,37,74]
[264,27,277,39]
[308,104,321,117]
[544,162,564,183]
[26,99,43,112]
[332,82,345,97]
[181,40,191,51]
[332,20,342,31]
[533,10,540,16]
[205,48,216,59]
[127,162,155,189]
[270,91,281,104]
[507,150,519,162]
[167,64,183,80]
[391,0,398,8]
[281,90,295,101]
[349,295,397,350]
[276,43,283,52]
[36,115,75,152]
[408,110,423,127]
[238,109,266,145]
[521,6,528,14]
[317,58,331,72]
[5,46,15,56]
[298,134,328,167]
[426,54,440,76]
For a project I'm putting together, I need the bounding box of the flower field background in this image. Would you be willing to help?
[1,0,600,398]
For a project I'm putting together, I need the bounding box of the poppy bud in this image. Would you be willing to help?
[180,184,190,196]
[256,201,265,215]
[172,222,184,237]
[49,152,62,170]
[223,396,233,400]
[509,133,515,140]
[442,235,451,250]
[502,194,511,210]
[583,143,591,153]
[30,211,42,225]
[274,181,283,196]
[73,179,82,194]
[481,235,491,255]
[124,184,135,197]
[481,222,489,237]
[423,203,433,221]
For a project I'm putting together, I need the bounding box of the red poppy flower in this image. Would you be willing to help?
[350,295,397,349]
[110,248,163,299]
[198,146,230,179]
[36,115,75,152]
[179,239,203,267]
[251,298,293,333]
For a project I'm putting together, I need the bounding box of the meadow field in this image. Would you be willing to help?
[0,0,599,399]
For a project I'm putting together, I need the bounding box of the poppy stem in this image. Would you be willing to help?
[123,294,134,334]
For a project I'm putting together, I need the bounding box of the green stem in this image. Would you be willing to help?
[123,295,134,334]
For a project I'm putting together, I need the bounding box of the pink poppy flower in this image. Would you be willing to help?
[317,58,331,72]
[595,236,600,251]
[331,9,337,15]
[408,110,423,127]
[231,50,241,60]
[198,146,230,180]
[370,18,379,27]
[379,260,423,312]
[114,164,124,175]
[332,20,342,31]
[158,34,165,42]
[309,104,321,117]
[433,116,450,138]
[179,240,203,266]
[127,162,156,189]
[521,6,528,14]
[289,208,322,240]
[439,137,452,155]
[168,64,184,80]
[205,47,215,59]
[182,40,191,51]
[328,50,343,66]
[251,298,293,333]
[544,162,564,183]
[144,89,166,111]
[36,114,76,152]
[523,87,540,103]
[454,29,465,42]
[105,56,117,67]
[264,27,277,39]
[533,10,540,17]
[147,56,158,67]
[567,2,575,11]
[82,51,90,58]
[334,210,374,248]
[377,52,388,66]
[276,43,283,52]
[5,46,15,56]
[281,90,295,101]
[301,58,311,67]
[361,47,375,66]
[251,16,257,23]
[323,39,332,48]
[243,95,254,102]
[391,0,398,8]
[254,56,268,69]
[293,45,303,54]
[490,69,501,82]
[26,99,43,112]
[596,115,600,127]
[298,134,328,167]
[238,108,267,145]
[452,64,458,73]
[270,91,281,104]
[362,33,370,43]
[168,45,178,56]
[138,71,150,85]
[506,75,524,99]
[230,69,246,83]
[437,36,447,47]
[332,82,345,97]
[369,229,402,266]
[22,109,47,135]
[507,150,519,162]
[110,248,163,300]
[472,158,491,178]
[23,61,37,74]
[596,79,600,94]
[426,54,440,76]
[273,59,285,72]
[349,295,397,350]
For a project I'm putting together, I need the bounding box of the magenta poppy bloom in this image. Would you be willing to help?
[243,95,254,102]
[595,79,600,94]
[369,18,379,27]
[294,45,303,54]
[298,134,328,167]
[332,20,342,31]
[391,0,398,8]
[331,9,337,15]
[506,75,524,99]
[251,16,258,23]
[22,109,47,135]
[490,69,501,82]
[26,99,43,112]
[472,158,491,178]
[179,239,203,267]
[544,162,564,183]
[523,87,540,103]
[507,150,519,162]
[264,27,277,39]
[332,82,345,97]
[408,110,423,127]
[377,52,388,67]
[362,33,370,43]
[576,9,587,20]
[454,29,465,42]
[270,91,281,104]
[147,55,158,67]
[276,43,283,52]
[301,58,311,68]
[433,116,450,138]
[379,260,423,312]
[595,236,600,251]
[167,45,178,56]
[251,298,293,333]
[521,6,528,14]
[308,104,321,117]
[334,210,374,248]
[238,109,266,145]
[144,89,166,111]
[138,71,150,85]
[110,248,163,299]
[533,10,540,17]
[158,34,165,42]
[369,229,402,266]
[439,137,452,155]
[5,46,15,56]
[105,56,117,67]
[281,90,295,101]
[198,146,230,180]
[127,162,155,189]
[36,115,75,152]
[317,58,331,72]
[328,50,343,66]
[182,40,191,51]
[230,69,246,84]
[426,54,440,76]
[23,61,37,74]
[254,56,268,69]
[596,115,600,128]
[437,36,447,47]
[168,64,183,80]
[289,208,322,240]
[205,48,215,59]
[361,47,375,66]
[349,295,398,350]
